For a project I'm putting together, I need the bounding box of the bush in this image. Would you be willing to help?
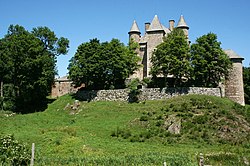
[139,115,149,121]
[127,79,141,103]
[129,135,140,142]
[0,135,30,165]
[180,102,192,112]
[111,127,132,139]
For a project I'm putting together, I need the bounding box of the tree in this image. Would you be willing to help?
[68,38,140,90]
[243,67,250,104]
[0,25,69,113]
[191,33,232,87]
[150,29,191,86]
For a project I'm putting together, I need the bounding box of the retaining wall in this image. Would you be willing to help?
[76,87,221,101]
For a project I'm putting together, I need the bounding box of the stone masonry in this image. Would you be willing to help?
[51,76,84,98]
[225,49,245,105]
[128,15,245,105]
[129,15,189,79]
[76,87,221,101]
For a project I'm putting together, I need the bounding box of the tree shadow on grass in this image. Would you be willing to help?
[17,97,57,114]
[70,90,98,102]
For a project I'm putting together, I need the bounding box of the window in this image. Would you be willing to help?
[140,47,146,51]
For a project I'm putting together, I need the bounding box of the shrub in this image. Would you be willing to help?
[129,135,140,142]
[127,79,141,103]
[141,77,152,87]
[180,102,192,112]
[0,135,30,165]
[139,131,152,139]
[120,129,132,139]
[155,120,163,127]
[193,115,208,124]
[140,115,149,121]
[111,127,132,139]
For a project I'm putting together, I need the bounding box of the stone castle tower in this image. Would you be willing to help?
[128,15,189,79]
[224,49,245,105]
[128,15,245,105]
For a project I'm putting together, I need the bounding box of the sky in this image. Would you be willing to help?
[1,0,250,77]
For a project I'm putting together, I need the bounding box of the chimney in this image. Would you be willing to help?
[145,22,150,32]
[169,20,175,31]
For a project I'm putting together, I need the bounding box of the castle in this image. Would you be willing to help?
[51,15,245,106]
[128,15,245,105]
[128,15,189,79]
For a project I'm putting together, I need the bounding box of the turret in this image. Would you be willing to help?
[176,15,189,39]
[128,20,141,43]
[224,49,245,106]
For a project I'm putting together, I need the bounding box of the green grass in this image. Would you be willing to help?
[0,94,250,165]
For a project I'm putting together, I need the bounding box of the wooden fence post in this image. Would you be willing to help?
[30,143,35,166]
[199,153,204,166]
[0,81,3,98]
[0,81,3,111]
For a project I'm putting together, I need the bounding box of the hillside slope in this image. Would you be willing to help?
[114,95,250,146]
[0,94,249,165]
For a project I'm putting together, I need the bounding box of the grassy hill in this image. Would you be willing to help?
[0,94,250,165]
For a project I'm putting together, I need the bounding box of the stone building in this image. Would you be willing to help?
[51,76,73,98]
[128,15,189,79]
[224,49,245,105]
[51,76,84,98]
[129,15,245,105]
[51,15,245,106]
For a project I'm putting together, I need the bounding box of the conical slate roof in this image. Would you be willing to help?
[147,15,164,32]
[224,49,244,60]
[177,15,189,29]
[129,20,140,33]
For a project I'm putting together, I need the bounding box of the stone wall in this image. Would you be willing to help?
[76,87,221,101]
[51,78,84,98]
[76,89,129,101]
[51,81,75,98]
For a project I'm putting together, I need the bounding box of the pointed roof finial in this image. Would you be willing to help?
[147,15,164,32]
[177,15,189,29]
[129,20,140,33]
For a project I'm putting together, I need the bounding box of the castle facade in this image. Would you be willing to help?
[128,15,189,79]
[128,15,245,105]
[51,15,245,106]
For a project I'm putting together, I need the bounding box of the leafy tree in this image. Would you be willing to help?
[243,67,250,104]
[68,38,140,90]
[150,29,191,86]
[0,25,69,113]
[191,33,232,87]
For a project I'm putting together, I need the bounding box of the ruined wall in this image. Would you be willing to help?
[51,80,84,98]
[76,87,221,101]
[51,81,74,98]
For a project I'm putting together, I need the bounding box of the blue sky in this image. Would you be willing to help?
[1,0,250,77]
